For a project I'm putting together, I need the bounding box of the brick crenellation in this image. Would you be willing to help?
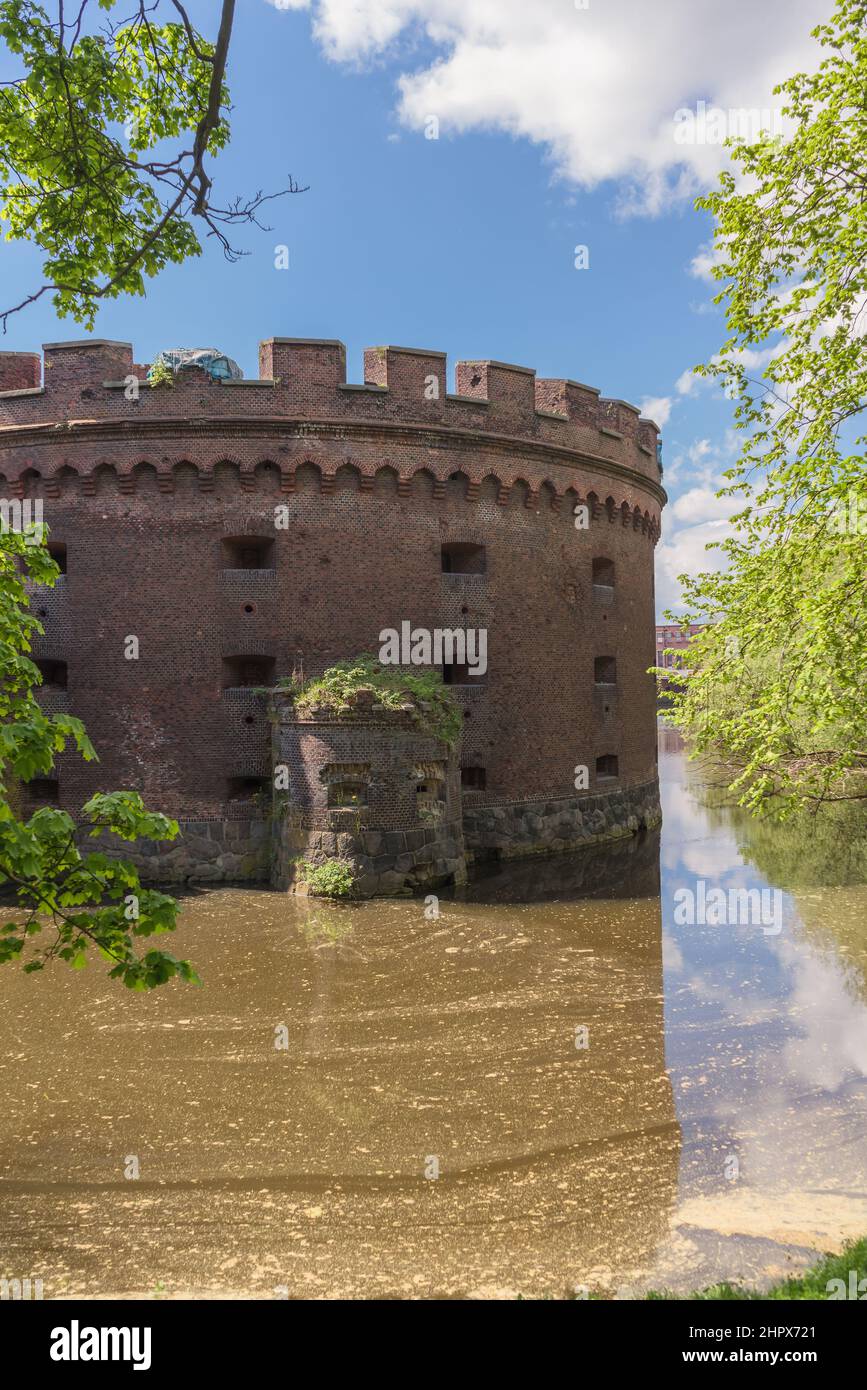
[0,338,664,492]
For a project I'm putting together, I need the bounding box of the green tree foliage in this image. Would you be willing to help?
[0,526,197,988]
[665,0,867,816]
[0,0,302,329]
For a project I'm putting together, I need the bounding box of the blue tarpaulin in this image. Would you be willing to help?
[148,348,243,382]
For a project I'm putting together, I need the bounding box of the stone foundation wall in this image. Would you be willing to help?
[462,778,661,862]
[277,816,467,897]
[85,816,270,884]
[81,782,660,891]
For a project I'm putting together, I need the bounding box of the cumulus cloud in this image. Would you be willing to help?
[640,395,672,428]
[690,239,727,283]
[654,436,743,614]
[656,517,729,616]
[676,367,700,396]
[673,343,781,405]
[669,486,741,525]
[661,437,718,488]
[267,0,826,213]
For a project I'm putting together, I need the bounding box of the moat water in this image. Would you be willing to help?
[1,727,866,1298]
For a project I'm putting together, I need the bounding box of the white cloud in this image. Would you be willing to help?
[673,344,780,404]
[688,438,714,464]
[727,345,780,372]
[655,448,742,613]
[661,437,721,488]
[267,0,827,214]
[656,517,729,615]
[669,486,740,525]
[689,299,720,317]
[640,395,672,428]
[689,239,727,283]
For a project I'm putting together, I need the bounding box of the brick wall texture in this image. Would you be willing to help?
[0,337,665,855]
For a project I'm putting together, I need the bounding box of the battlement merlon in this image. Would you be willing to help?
[45,339,135,388]
[0,350,42,393]
[0,337,663,480]
[259,338,347,395]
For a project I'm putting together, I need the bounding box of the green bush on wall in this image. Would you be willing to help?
[285,654,462,748]
[298,859,356,898]
[146,359,175,389]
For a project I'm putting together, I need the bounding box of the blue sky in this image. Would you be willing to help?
[0,0,831,615]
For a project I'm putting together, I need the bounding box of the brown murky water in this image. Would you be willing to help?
[1,732,866,1299]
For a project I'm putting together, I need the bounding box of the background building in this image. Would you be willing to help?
[656,622,705,672]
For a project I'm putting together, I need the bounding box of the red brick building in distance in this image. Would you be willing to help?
[655,622,705,672]
[0,338,666,892]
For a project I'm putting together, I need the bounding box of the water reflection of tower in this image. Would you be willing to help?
[297,903,361,1059]
[658,723,686,757]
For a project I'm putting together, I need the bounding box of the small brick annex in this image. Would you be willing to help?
[0,337,666,888]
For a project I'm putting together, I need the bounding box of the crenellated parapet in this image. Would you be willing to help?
[0,336,664,496]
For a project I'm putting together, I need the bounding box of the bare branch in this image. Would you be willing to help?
[169,0,212,63]
[0,0,308,330]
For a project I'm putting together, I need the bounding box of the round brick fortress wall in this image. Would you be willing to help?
[0,338,665,883]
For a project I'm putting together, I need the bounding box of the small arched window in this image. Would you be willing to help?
[328,780,368,808]
[594,656,616,686]
[461,766,487,790]
[222,655,275,688]
[47,542,67,574]
[592,557,615,589]
[222,536,275,570]
[441,542,486,575]
[27,776,60,805]
[36,659,67,689]
[226,776,269,802]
